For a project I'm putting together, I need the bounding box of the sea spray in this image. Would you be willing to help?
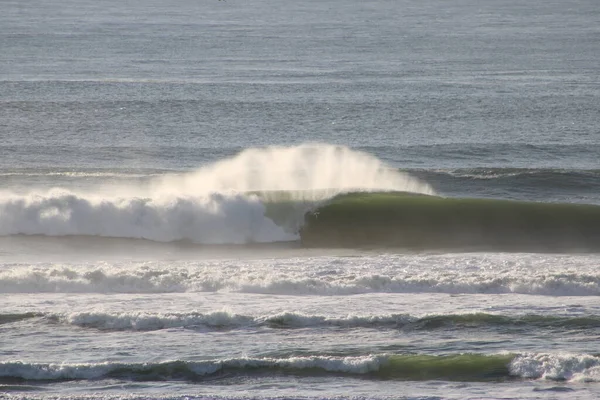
[154,144,434,199]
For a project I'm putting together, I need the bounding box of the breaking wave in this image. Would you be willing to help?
[2,353,600,383]
[6,311,600,332]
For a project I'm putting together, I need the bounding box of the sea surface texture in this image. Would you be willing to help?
[1,0,600,399]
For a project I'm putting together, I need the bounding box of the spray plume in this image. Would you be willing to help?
[0,144,433,243]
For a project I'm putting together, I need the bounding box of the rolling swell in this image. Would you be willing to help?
[300,192,600,251]
[2,353,599,383]
[29,311,600,332]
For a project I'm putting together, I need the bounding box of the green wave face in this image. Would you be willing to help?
[300,192,600,251]
[380,354,514,381]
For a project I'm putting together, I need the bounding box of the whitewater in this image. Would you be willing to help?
[2,0,600,399]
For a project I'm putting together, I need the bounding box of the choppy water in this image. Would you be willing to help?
[1,0,600,399]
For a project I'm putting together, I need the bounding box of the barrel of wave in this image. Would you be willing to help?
[300,192,600,252]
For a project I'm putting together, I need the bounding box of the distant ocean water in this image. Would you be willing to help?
[1,0,600,399]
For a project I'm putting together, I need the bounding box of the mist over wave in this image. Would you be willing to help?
[11,310,599,332]
[0,144,433,244]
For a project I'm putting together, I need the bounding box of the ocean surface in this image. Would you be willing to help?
[1,0,600,399]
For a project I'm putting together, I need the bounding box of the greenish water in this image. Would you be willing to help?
[301,192,600,251]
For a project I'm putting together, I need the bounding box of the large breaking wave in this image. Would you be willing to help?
[3,143,600,251]
[0,144,432,245]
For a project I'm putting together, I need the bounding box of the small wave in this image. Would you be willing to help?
[2,353,600,383]
[39,311,600,332]
[511,353,600,382]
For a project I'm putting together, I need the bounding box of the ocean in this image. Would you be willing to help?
[1,0,600,399]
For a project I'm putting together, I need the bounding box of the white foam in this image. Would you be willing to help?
[510,353,600,382]
[5,353,600,382]
[0,144,432,243]
[261,311,414,328]
[60,310,255,331]
[3,253,599,296]
[0,191,295,244]
[155,144,434,199]
[2,259,600,296]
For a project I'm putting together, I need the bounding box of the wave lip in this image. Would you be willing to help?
[300,192,600,251]
[2,353,600,383]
